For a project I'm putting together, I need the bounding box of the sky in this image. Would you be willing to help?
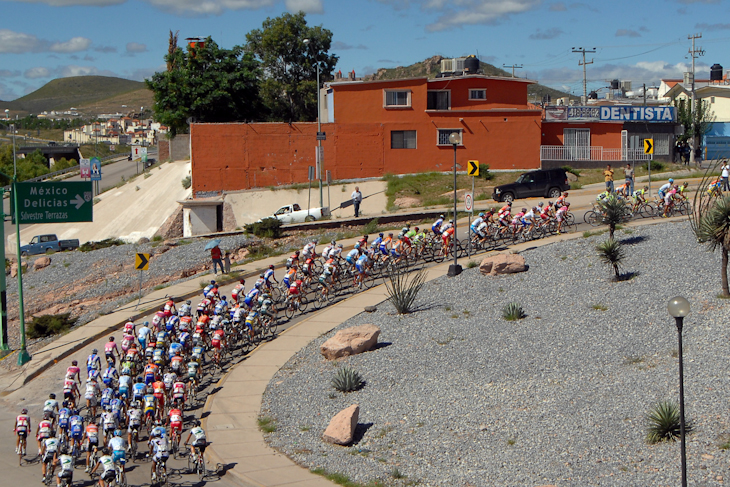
[0,0,729,102]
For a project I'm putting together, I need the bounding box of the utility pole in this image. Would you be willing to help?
[502,64,523,78]
[572,47,596,105]
[688,33,704,166]
[643,83,647,106]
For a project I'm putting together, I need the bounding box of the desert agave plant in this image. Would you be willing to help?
[646,400,692,444]
[331,366,364,393]
[502,302,526,321]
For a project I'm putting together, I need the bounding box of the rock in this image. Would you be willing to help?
[322,404,359,445]
[137,237,150,244]
[321,324,380,360]
[566,171,579,182]
[364,306,377,313]
[10,261,27,278]
[479,254,527,276]
[163,240,177,247]
[33,256,51,271]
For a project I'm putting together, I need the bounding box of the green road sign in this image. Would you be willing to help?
[14,181,93,224]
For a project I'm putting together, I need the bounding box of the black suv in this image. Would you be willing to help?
[492,169,570,203]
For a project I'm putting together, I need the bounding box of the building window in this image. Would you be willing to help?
[469,89,486,100]
[427,90,450,110]
[437,129,462,146]
[391,130,417,149]
[653,134,670,155]
[711,96,716,103]
[384,90,411,107]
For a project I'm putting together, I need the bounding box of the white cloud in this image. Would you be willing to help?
[6,0,123,5]
[332,41,367,50]
[50,36,92,53]
[0,29,90,53]
[0,70,21,77]
[24,67,51,79]
[424,0,540,32]
[615,29,641,38]
[549,2,566,10]
[126,42,148,53]
[529,27,563,40]
[144,0,275,15]
[285,0,323,13]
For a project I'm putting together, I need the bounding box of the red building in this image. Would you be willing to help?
[190,75,543,196]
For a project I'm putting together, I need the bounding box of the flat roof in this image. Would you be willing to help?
[329,74,536,87]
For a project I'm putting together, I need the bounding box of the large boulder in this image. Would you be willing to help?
[33,256,52,271]
[479,254,527,276]
[322,404,359,445]
[321,324,380,360]
[10,261,28,278]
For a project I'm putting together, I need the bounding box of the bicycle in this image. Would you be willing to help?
[17,433,27,465]
[187,445,207,481]
[114,459,128,487]
[88,445,99,476]
[43,454,55,485]
[171,428,181,459]
[152,456,169,487]
[129,428,139,461]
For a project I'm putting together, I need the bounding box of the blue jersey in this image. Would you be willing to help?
[168,342,182,359]
[264,268,275,281]
[69,415,84,436]
[58,408,71,429]
[432,218,444,231]
[132,382,146,399]
[371,236,383,248]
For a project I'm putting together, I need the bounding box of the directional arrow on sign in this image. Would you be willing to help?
[71,194,86,210]
[644,139,654,155]
[468,160,479,176]
[135,253,149,271]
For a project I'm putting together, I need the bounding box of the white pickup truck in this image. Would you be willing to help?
[263,204,330,224]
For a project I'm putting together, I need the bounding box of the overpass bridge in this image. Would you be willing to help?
[16,143,81,166]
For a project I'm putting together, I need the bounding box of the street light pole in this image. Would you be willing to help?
[11,124,30,365]
[448,132,462,277]
[303,38,323,208]
[668,296,690,487]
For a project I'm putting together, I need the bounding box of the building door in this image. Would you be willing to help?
[564,129,590,160]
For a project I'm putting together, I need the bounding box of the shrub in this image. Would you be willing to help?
[79,238,125,252]
[331,366,364,393]
[502,302,526,321]
[257,416,277,433]
[561,165,581,178]
[642,160,665,172]
[478,163,494,180]
[28,313,76,339]
[244,217,282,239]
[646,400,691,444]
[363,218,379,235]
[181,175,191,189]
[596,238,625,280]
[385,267,427,314]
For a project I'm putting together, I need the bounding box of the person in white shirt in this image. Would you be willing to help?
[351,186,362,217]
[722,160,730,192]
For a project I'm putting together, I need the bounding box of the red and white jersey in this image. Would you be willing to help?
[16,415,30,431]
[66,365,80,379]
[172,382,185,396]
[168,409,183,424]
[63,378,76,392]
[123,321,135,334]
[38,420,52,436]
[152,381,165,396]
[85,423,98,439]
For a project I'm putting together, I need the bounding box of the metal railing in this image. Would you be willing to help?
[1,153,126,190]
[540,145,652,162]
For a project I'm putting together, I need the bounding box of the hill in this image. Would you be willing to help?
[364,55,574,103]
[4,76,150,115]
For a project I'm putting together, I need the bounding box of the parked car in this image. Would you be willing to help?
[19,234,80,256]
[492,169,571,203]
[260,204,331,224]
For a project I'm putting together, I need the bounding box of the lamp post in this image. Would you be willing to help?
[448,132,462,277]
[668,296,690,487]
[303,38,323,208]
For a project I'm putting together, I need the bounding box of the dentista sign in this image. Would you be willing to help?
[600,106,676,122]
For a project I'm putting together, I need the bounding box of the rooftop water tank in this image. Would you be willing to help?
[464,55,480,74]
[711,63,723,81]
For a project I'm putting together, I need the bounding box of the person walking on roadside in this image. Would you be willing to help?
[624,163,635,196]
[604,164,614,193]
[722,160,730,192]
[351,186,363,217]
[210,245,224,275]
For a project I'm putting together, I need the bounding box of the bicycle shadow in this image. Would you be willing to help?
[620,235,648,246]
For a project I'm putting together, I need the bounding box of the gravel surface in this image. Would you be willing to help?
[262,220,730,487]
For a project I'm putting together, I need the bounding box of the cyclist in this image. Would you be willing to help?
[168,405,183,449]
[555,192,568,209]
[107,429,126,474]
[171,376,186,408]
[187,358,201,389]
[287,278,304,309]
[101,405,118,442]
[442,221,455,255]
[152,378,167,420]
[179,299,192,317]
[355,249,371,287]
[632,185,649,207]
[431,214,445,235]
[523,207,537,233]
[66,360,82,386]
[126,401,142,452]
[143,358,159,385]
[14,408,30,455]
[595,190,610,203]
[470,212,486,235]
[137,322,152,351]
[148,428,170,484]
[202,280,217,299]
[57,402,71,445]
[346,244,361,266]
[285,250,300,269]
[282,265,297,290]
[663,184,679,217]
[118,371,132,404]
[243,286,260,311]
[678,182,689,199]
[44,392,60,425]
[184,420,207,466]
[37,411,54,456]
[658,178,674,200]
[556,202,570,234]
[231,279,245,304]
[69,411,84,453]
[84,419,100,472]
[54,447,74,487]
[321,240,336,259]
[41,429,60,482]
[211,324,226,364]
[214,295,229,316]
[104,336,120,366]
[142,389,157,426]
[163,297,176,317]
[497,203,512,231]
[123,318,136,336]
[132,376,146,403]
[87,348,102,377]
[259,292,277,324]
[264,264,278,287]
[510,209,526,237]
[102,363,119,389]
[91,448,117,487]
[120,333,135,356]
[169,350,184,375]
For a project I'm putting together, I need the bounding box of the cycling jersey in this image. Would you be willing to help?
[190,426,206,445]
[87,353,101,372]
[15,414,30,433]
[127,408,142,427]
[187,361,200,378]
[58,408,71,429]
[143,394,156,414]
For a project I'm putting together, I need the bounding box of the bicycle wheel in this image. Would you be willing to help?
[118,469,128,487]
[678,201,691,215]
[284,302,295,320]
[565,212,575,226]
[312,290,327,310]
[298,295,309,313]
[585,211,600,227]
[267,316,279,335]
[188,453,196,474]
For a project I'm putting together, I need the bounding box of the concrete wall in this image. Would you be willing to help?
[170,134,190,161]
[183,205,218,237]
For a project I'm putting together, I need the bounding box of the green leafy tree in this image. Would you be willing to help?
[245,11,338,122]
[0,147,50,184]
[676,98,716,143]
[146,36,262,136]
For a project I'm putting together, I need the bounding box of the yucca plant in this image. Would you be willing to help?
[596,238,625,280]
[695,195,730,297]
[646,400,692,444]
[502,302,526,321]
[331,366,364,393]
[385,267,427,314]
[597,194,628,239]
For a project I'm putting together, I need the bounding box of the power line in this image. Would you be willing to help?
[572,47,596,104]
[502,64,523,77]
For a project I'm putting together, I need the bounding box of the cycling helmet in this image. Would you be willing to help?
[114,429,122,437]
[43,411,51,420]
[221,296,227,301]
[414,227,419,232]
[521,208,527,213]
[388,232,393,236]
[259,272,264,278]
[354,243,360,249]
[379,232,384,237]
[440,214,445,218]
[92,348,98,354]
[71,360,77,366]
[194,419,201,427]
[548,201,553,206]
[669,178,674,183]
[479,212,484,217]
[108,336,115,342]
[330,240,336,246]
[49,393,56,399]
[144,321,149,326]
[269,264,275,269]
[337,243,343,248]
[21,408,27,414]
[538,202,543,207]
[566,202,571,207]
[294,250,300,255]
[105,405,112,412]
[448,220,453,223]
[62,401,68,408]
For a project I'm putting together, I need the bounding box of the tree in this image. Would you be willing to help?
[146,37,262,136]
[596,238,625,281]
[675,97,715,144]
[245,11,338,123]
[597,194,628,239]
[0,146,50,184]
[694,195,730,296]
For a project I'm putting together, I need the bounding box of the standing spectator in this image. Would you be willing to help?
[603,165,614,193]
[223,251,231,274]
[722,160,730,192]
[351,186,363,218]
[210,245,223,275]
[624,163,635,196]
